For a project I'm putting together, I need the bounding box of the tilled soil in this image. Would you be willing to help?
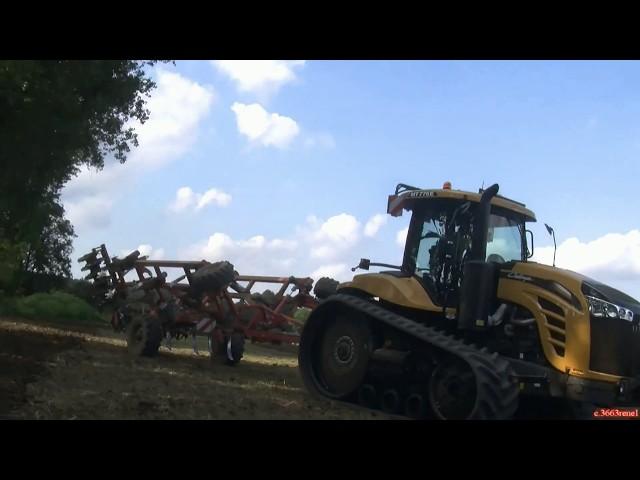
[0,317,394,420]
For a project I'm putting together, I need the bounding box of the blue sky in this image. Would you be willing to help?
[63,61,640,299]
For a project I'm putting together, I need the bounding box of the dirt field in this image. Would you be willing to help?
[0,316,395,420]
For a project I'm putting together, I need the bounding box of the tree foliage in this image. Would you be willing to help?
[22,190,75,277]
[0,60,164,285]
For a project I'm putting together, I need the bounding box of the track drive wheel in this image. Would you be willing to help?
[428,359,477,420]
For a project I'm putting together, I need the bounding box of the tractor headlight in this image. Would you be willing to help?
[586,295,635,322]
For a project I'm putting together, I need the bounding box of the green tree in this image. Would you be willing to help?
[0,60,166,285]
[22,189,75,277]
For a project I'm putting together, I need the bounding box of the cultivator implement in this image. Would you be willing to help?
[78,245,334,366]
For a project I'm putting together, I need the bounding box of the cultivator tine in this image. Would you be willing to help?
[192,329,199,355]
[81,260,102,272]
[77,248,100,263]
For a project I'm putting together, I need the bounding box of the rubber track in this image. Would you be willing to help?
[300,293,520,420]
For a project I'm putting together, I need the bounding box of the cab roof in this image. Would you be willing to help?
[387,185,537,222]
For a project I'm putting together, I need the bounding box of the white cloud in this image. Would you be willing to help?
[364,214,388,237]
[310,264,350,282]
[304,133,336,150]
[181,232,302,277]
[307,213,361,260]
[315,213,360,244]
[169,186,232,213]
[396,227,409,247]
[231,102,299,149]
[268,238,298,250]
[212,60,305,97]
[181,211,364,283]
[198,188,232,209]
[65,196,113,230]
[310,245,334,260]
[133,70,215,165]
[63,68,215,233]
[170,187,196,212]
[533,230,640,282]
[120,244,165,260]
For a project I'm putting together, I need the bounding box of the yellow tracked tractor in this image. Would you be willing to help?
[298,182,640,419]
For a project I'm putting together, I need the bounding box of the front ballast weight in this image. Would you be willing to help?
[77,244,333,365]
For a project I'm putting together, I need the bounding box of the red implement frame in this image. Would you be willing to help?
[83,245,319,347]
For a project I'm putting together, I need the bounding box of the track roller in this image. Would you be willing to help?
[405,393,428,419]
[381,389,402,414]
[358,384,378,409]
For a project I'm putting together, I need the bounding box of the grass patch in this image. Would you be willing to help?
[0,291,106,326]
[293,307,311,323]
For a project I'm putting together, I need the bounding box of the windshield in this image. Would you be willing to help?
[486,213,525,262]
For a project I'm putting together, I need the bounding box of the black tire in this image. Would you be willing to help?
[190,261,235,297]
[209,332,245,366]
[111,308,131,332]
[428,359,477,420]
[126,316,163,357]
[223,332,245,365]
[315,315,373,398]
[251,290,277,307]
[314,277,339,300]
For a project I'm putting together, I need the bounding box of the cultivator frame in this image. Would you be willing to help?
[78,244,325,364]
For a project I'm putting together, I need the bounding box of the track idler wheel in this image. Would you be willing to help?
[301,313,374,399]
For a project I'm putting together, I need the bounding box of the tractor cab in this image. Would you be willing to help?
[387,182,536,308]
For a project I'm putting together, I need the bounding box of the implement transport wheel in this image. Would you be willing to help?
[190,261,235,297]
[126,317,163,357]
[313,277,339,300]
[223,332,245,365]
[210,331,245,366]
[428,359,477,420]
[315,315,373,398]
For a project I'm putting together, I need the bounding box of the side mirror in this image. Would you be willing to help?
[526,229,534,258]
[351,258,371,272]
[543,223,556,266]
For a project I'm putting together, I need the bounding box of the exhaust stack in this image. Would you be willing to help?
[457,183,501,331]
[470,183,500,262]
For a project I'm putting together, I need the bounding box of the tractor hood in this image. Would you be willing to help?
[575,273,640,311]
[512,261,640,312]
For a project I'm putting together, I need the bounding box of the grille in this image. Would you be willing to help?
[538,296,566,357]
[590,314,640,378]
